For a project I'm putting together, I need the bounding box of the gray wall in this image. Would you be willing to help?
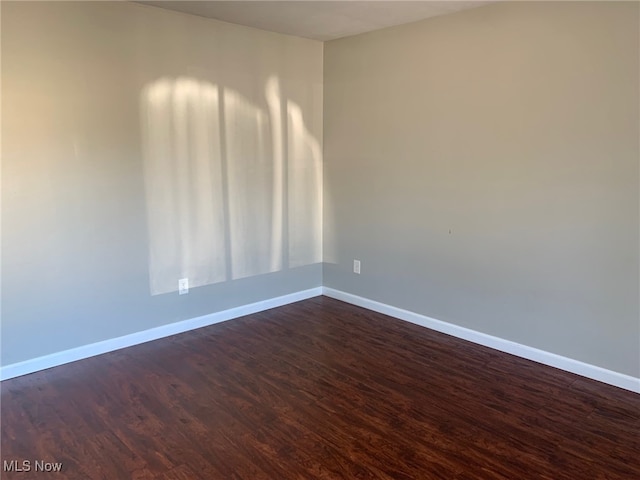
[3,1,639,378]
[323,2,639,376]
[1,2,323,365]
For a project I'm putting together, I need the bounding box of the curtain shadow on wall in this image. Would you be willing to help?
[140,76,321,295]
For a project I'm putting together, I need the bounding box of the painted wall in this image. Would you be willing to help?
[323,2,639,376]
[1,1,323,365]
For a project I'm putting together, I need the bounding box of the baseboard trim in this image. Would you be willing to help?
[4,286,638,393]
[0,287,323,381]
[322,287,640,394]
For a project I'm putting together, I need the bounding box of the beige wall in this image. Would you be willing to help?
[1,1,323,365]
[324,2,639,376]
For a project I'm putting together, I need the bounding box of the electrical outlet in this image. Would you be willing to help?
[353,259,361,274]
[178,278,189,295]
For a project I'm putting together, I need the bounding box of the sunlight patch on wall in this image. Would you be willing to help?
[141,77,227,295]
[141,76,321,295]
[265,77,285,274]
[224,88,278,280]
[287,101,322,268]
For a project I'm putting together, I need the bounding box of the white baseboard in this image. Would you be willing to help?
[0,287,323,381]
[4,285,638,394]
[322,287,640,394]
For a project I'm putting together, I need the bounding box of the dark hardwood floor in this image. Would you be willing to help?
[2,296,639,479]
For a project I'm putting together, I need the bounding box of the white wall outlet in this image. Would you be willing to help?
[353,259,361,274]
[178,278,189,295]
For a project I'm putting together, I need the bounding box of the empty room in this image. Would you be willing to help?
[1,1,638,478]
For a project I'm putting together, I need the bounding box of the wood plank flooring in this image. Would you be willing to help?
[1,296,639,479]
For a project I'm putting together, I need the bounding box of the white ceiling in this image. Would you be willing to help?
[136,1,492,41]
